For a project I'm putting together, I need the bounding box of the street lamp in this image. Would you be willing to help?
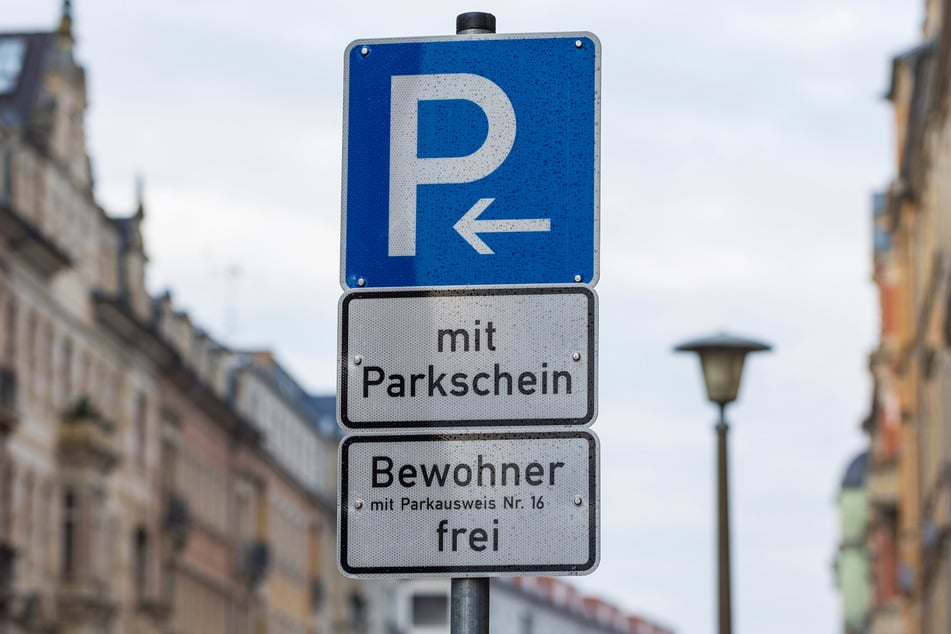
[673,332,771,634]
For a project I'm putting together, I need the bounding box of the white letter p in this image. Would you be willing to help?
[388,73,516,257]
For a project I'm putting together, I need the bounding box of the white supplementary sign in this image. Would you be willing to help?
[337,286,597,429]
[337,430,599,578]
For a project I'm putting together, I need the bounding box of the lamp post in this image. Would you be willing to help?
[673,332,771,634]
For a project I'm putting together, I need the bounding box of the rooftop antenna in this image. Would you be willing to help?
[134,173,145,218]
[58,0,73,39]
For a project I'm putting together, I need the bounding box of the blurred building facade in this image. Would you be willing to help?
[396,578,673,634]
[0,6,388,634]
[0,5,678,634]
[860,1,951,633]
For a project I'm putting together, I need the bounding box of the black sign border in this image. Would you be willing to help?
[338,430,599,577]
[339,286,597,429]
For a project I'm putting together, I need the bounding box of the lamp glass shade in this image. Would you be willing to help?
[674,332,771,406]
[698,349,747,405]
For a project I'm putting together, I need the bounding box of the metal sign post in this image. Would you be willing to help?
[453,11,492,632]
[454,11,492,630]
[454,10,492,631]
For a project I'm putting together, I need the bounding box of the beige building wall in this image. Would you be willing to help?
[0,9,385,634]
[0,16,170,634]
[870,2,951,633]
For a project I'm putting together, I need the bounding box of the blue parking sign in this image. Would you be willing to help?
[341,33,600,289]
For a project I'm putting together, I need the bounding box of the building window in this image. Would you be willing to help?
[41,323,53,403]
[161,432,178,493]
[25,312,36,400]
[350,592,368,631]
[411,593,448,626]
[4,296,15,365]
[133,526,149,596]
[236,489,251,542]
[106,369,119,423]
[0,461,12,541]
[62,489,76,580]
[79,350,90,401]
[135,393,147,467]
[61,338,72,407]
[42,482,54,575]
[21,472,32,562]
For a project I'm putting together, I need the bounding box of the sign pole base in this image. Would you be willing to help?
[451,578,490,634]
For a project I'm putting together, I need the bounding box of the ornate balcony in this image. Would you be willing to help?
[58,398,120,472]
[135,595,171,622]
[57,575,115,626]
[0,194,72,279]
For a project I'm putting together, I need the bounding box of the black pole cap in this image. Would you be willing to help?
[456,12,496,34]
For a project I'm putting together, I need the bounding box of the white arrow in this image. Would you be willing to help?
[453,198,551,255]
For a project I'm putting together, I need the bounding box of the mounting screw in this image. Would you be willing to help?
[360,46,369,56]
[572,352,581,362]
[573,496,583,506]
[574,274,583,283]
[354,499,364,510]
[357,278,366,287]
[353,355,363,366]
[575,40,583,48]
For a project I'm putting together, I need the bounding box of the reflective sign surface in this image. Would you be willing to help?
[338,430,599,577]
[341,33,601,288]
[338,286,597,428]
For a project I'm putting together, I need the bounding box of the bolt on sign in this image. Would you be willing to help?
[338,431,599,578]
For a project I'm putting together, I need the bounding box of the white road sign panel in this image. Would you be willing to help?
[338,430,600,578]
[338,286,597,429]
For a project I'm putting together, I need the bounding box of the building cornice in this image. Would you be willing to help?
[91,292,261,446]
[0,192,72,278]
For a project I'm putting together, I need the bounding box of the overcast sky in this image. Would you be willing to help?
[5,1,924,632]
